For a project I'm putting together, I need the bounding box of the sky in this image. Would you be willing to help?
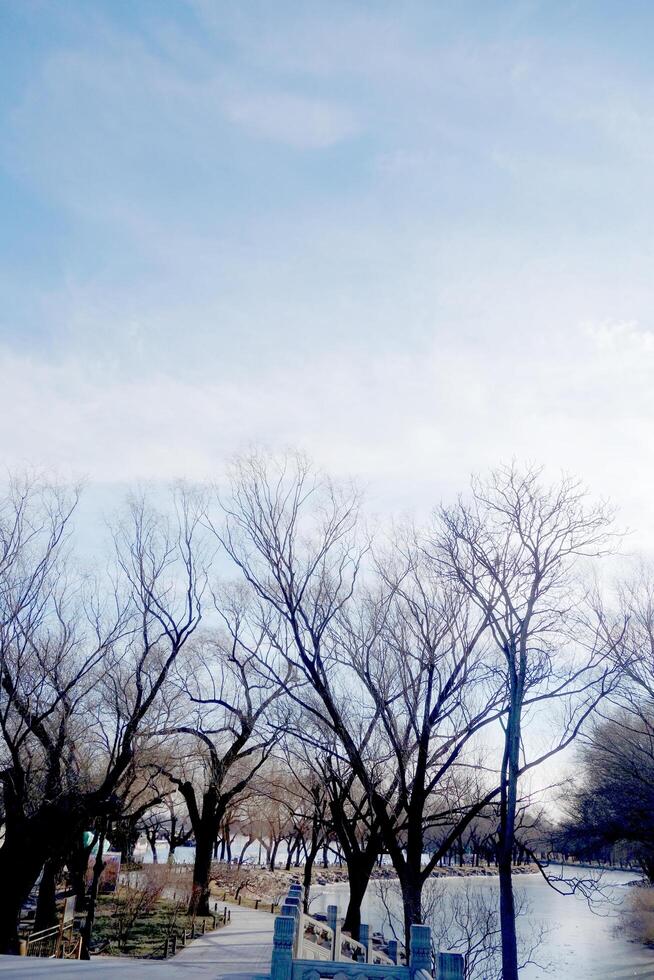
[2,0,654,543]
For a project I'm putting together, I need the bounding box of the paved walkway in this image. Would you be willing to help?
[0,902,275,979]
[174,902,274,979]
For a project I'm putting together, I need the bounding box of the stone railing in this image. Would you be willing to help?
[270,885,464,980]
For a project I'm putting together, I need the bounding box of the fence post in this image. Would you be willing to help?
[281,900,301,957]
[359,924,369,963]
[163,936,169,958]
[334,920,342,962]
[18,940,27,957]
[326,905,338,960]
[438,952,465,979]
[285,895,301,915]
[409,924,431,975]
[271,916,295,980]
[171,933,177,955]
[388,939,398,964]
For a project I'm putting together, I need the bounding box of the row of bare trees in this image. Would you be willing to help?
[0,456,647,978]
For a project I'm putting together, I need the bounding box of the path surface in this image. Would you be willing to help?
[174,901,274,979]
[0,902,274,979]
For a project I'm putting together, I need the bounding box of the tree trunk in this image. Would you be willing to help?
[70,855,89,911]
[285,837,295,872]
[146,830,158,864]
[168,815,178,861]
[498,696,521,980]
[302,842,321,913]
[0,839,46,954]
[238,838,254,867]
[399,873,422,953]
[34,860,59,930]
[342,849,378,941]
[190,827,214,916]
[80,823,107,960]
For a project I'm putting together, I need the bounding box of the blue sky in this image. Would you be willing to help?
[2,0,654,541]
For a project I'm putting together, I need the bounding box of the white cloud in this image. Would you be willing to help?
[582,319,654,354]
[223,90,358,149]
[4,318,654,548]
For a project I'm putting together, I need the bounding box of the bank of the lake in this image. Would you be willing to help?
[139,843,654,977]
[309,869,654,980]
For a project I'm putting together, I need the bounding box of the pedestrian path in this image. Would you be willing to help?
[175,901,274,979]
[0,901,275,979]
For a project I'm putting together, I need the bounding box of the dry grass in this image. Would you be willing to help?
[93,864,220,958]
[619,887,654,947]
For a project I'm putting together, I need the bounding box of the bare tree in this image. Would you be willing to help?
[332,543,508,944]
[0,482,205,953]
[160,586,291,915]
[313,748,384,936]
[434,464,617,980]
[217,453,510,947]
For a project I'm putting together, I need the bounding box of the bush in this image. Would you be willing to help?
[619,886,654,947]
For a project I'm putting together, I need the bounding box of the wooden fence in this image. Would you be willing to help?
[19,918,82,959]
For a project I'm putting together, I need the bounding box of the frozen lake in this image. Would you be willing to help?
[138,843,654,978]
[309,870,654,979]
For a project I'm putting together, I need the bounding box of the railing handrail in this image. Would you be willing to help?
[340,933,368,960]
[370,947,394,966]
[26,925,61,944]
[292,959,411,979]
[302,913,334,940]
[299,911,335,960]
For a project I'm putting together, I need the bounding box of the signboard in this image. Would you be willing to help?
[86,851,121,893]
[62,895,76,924]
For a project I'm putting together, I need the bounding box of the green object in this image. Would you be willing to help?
[83,830,111,855]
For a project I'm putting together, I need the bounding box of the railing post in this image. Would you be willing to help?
[359,923,369,963]
[281,902,300,958]
[326,905,338,960]
[271,916,295,980]
[438,952,465,979]
[284,895,302,956]
[388,939,398,964]
[409,924,431,975]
